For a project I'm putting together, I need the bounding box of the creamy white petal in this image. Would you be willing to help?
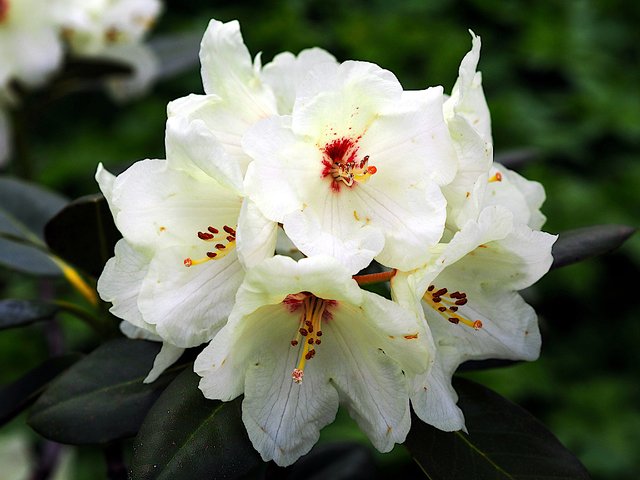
[143,342,185,384]
[165,115,244,193]
[444,31,492,143]
[101,43,159,102]
[97,239,153,332]
[168,94,259,175]
[199,19,277,116]
[501,165,547,230]
[243,116,322,222]
[283,207,385,274]
[119,320,159,340]
[109,159,242,250]
[292,61,402,139]
[262,48,338,114]
[138,245,244,347]
[236,198,277,269]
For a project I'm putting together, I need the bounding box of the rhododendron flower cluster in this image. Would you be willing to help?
[97,19,555,466]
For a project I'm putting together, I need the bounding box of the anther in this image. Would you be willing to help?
[308,338,314,345]
[455,298,468,306]
[434,288,448,297]
[315,339,321,345]
[316,330,323,336]
[223,225,236,236]
[291,340,298,346]
[299,328,308,336]
[438,306,447,312]
[183,258,193,267]
[215,244,226,250]
[208,226,219,234]
[206,252,217,258]
[427,285,435,292]
[198,232,214,240]
[473,320,483,329]
[448,317,460,324]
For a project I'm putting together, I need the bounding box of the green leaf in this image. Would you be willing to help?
[44,194,122,277]
[130,369,260,480]
[0,177,68,275]
[551,224,636,269]
[404,378,591,479]
[0,299,59,330]
[0,354,82,426]
[0,177,68,242]
[0,237,61,276]
[28,338,182,445]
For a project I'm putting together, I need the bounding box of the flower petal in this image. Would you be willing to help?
[262,48,338,114]
[143,342,185,384]
[109,159,242,250]
[236,198,277,269]
[199,19,276,116]
[165,115,244,193]
[138,245,245,347]
[97,239,153,332]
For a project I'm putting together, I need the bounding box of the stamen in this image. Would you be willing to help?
[321,137,377,192]
[489,172,503,183]
[285,293,334,384]
[183,223,237,267]
[423,284,483,332]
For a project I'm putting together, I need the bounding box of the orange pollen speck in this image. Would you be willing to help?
[285,292,336,384]
[423,284,483,331]
[183,223,237,267]
[489,172,503,183]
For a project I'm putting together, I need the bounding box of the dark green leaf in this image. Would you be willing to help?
[44,194,122,277]
[0,354,82,426]
[404,377,591,479]
[267,442,377,480]
[130,369,260,480]
[0,177,68,242]
[149,33,202,80]
[0,237,61,276]
[0,299,59,330]
[28,338,182,445]
[551,224,636,270]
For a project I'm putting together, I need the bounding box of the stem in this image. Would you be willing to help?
[353,269,397,285]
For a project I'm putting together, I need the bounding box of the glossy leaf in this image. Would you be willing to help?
[0,177,68,242]
[551,224,635,269]
[44,194,121,277]
[0,237,61,276]
[28,338,183,445]
[130,369,260,480]
[404,377,591,479]
[0,354,82,426]
[0,299,59,330]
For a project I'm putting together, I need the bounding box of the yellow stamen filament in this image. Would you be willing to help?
[183,225,236,268]
[423,285,483,330]
[290,295,327,384]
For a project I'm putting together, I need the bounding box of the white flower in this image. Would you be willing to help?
[0,0,63,91]
[54,0,162,55]
[97,115,277,380]
[167,19,338,181]
[243,60,458,273]
[392,199,555,431]
[195,255,432,466]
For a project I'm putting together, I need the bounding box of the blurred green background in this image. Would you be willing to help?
[1,0,639,478]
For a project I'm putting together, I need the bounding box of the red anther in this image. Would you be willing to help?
[449,306,458,312]
[291,340,298,346]
[308,338,314,345]
[198,232,214,240]
[215,244,226,250]
[305,349,316,360]
[450,291,463,299]
[438,306,447,312]
[223,225,236,235]
[363,155,370,162]
[305,321,312,326]
[367,165,377,174]
[448,317,460,324]
[432,297,441,303]
[315,339,321,345]
[299,328,308,336]
[455,298,468,306]
[316,330,323,337]
[434,288,448,297]
[308,324,314,333]
[208,226,219,234]
[183,258,193,267]
[226,235,235,242]
[473,320,483,329]
[206,252,217,258]
[427,285,435,292]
